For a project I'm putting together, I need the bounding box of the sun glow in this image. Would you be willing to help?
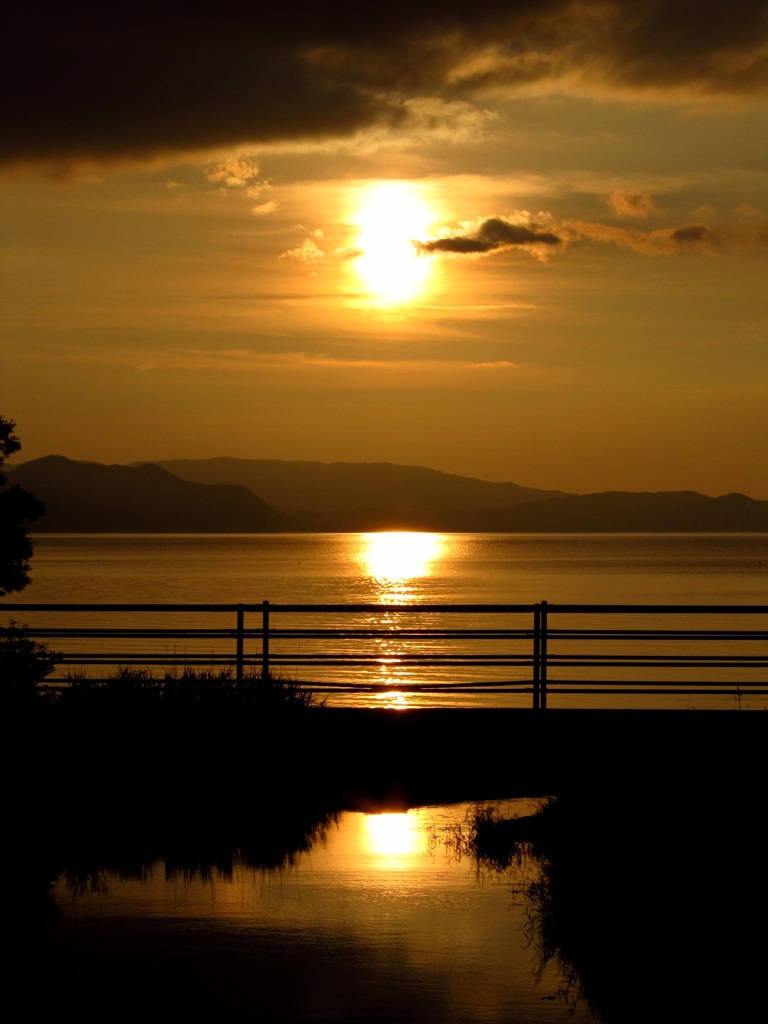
[352,181,433,305]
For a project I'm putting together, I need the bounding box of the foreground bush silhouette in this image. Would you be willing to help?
[0,622,60,705]
[1,417,60,697]
[56,666,324,711]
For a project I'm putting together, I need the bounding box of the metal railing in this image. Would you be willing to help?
[2,600,767,708]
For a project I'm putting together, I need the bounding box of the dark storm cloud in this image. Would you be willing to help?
[414,218,562,254]
[606,0,768,91]
[3,2,767,166]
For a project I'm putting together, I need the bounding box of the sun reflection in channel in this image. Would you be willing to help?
[364,812,423,864]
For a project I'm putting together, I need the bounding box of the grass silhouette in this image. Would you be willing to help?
[53,665,324,710]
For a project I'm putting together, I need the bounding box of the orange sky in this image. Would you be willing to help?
[2,2,767,498]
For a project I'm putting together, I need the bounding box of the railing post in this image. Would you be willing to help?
[261,600,270,681]
[533,604,541,710]
[236,604,244,684]
[540,600,548,710]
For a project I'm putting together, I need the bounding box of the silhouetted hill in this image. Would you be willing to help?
[141,458,768,531]
[5,456,285,532]
[478,489,768,532]
[7,456,767,531]
[142,457,568,529]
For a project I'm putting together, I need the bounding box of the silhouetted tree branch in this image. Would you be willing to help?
[0,416,45,596]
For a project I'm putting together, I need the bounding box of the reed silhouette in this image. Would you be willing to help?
[54,666,324,711]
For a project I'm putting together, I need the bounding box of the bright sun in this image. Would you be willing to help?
[352,181,433,305]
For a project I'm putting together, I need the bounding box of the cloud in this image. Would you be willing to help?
[251,201,278,216]
[414,215,562,258]
[607,189,656,217]
[279,238,326,262]
[669,224,723,250]
[203,157,261,187]
[564,219,734,254]
[3,2,768,169]
[413,207,768,261]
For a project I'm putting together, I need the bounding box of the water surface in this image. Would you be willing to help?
[14,532,768,709]
[22,531,768,606]
[38,799,593,1024]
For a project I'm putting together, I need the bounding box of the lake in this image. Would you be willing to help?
[14,531,768,709]
[21,531,768,606]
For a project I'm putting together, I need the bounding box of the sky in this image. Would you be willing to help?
[2,1,768,498]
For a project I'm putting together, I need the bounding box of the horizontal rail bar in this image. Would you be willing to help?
[545,655,768,664]
[546,630,768,639]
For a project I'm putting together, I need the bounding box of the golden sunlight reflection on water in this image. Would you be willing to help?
[360,531,445,597]
[364,811,424,864]
[50,800,591,1023]
[358,532,448,706]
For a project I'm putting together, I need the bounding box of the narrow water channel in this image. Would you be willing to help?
[23,799,596,1023]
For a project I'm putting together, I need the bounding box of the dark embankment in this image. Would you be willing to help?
[10,705,766,823]
[456,710,767,1023]
[6,705,765,1024]
[510,781,768,1023]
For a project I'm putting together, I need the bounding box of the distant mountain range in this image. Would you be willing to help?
[5,454,768,532]
[5,456,282,532]
[141,457,568,530]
